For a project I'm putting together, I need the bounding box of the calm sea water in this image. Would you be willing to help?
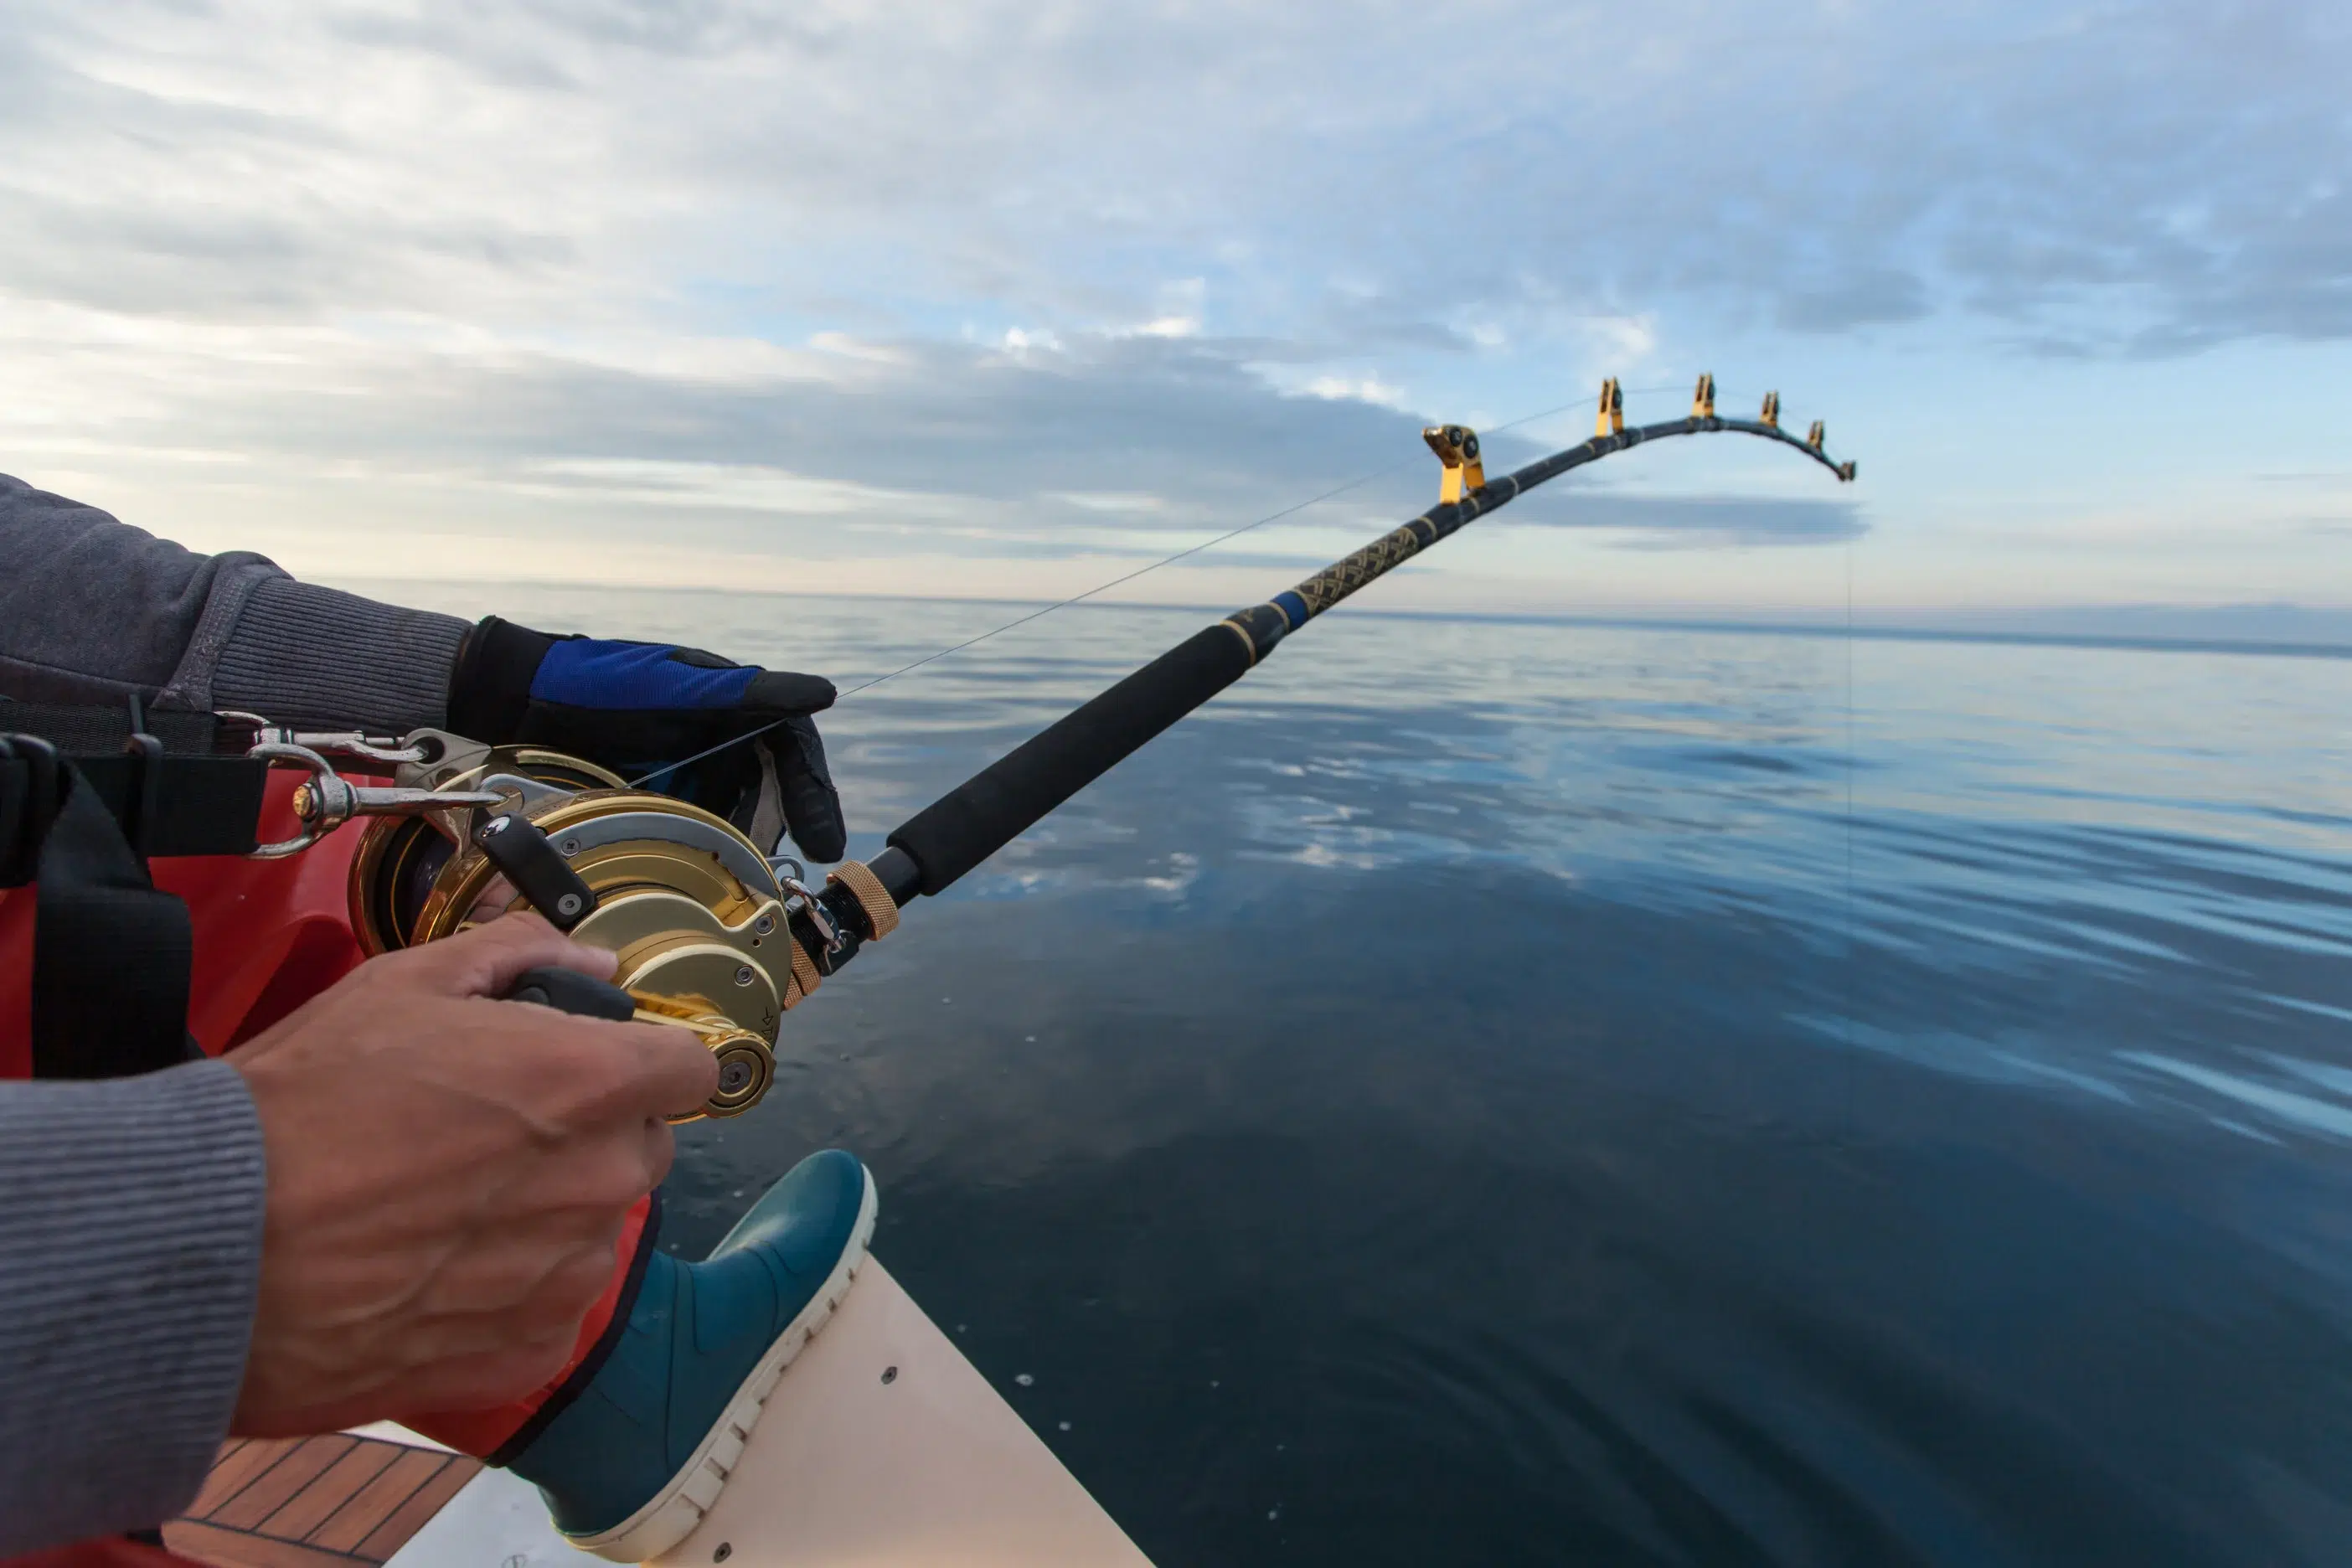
[401,584,2352,1565]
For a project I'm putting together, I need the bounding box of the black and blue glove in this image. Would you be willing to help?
[446,616,846,863]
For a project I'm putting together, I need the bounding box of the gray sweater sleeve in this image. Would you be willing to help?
[0,472,469,731]
[0,1060,268,1554]
[0,474,464,1548]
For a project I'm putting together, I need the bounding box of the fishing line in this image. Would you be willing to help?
[828,461,1419,701]
[820,389,1671,699]
[1833,364,1861,1063]
[626,384,1715,787]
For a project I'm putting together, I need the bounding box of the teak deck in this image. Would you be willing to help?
[164,1434,481,1567]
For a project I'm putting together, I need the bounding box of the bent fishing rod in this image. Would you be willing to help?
[3,375,1849,1117]
[832,374,1854,917]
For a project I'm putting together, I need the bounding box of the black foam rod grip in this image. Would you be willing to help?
[502,965,635,1021]
[885,623,1255,896]
[475,813,597,931]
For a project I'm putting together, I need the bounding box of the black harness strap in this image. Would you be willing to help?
[1,702,271,1079]
[26,760,197,1079]
[1,702,266,858]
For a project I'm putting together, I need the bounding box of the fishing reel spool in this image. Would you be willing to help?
[341,730,818,1123]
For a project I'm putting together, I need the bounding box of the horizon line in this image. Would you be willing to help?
[325,576,2352,663]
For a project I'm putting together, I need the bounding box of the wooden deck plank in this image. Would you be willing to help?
[304,1447,455,1555]
[186,1437,302,1520]
[209,1436,357,1531]
[263,1441,405,1544]
[162,1516,369,1568]
[353,1456,482,1561]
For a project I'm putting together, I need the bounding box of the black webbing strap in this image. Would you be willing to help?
[0,702,266,859]
[0,701,251,1079]
[0,702,226,754]
[0,740,48,889]
[3,751,199,1078]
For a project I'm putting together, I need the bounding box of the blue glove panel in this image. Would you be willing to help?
[529,641,756,711]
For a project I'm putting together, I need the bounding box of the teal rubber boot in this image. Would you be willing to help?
[504,1148,877,1562]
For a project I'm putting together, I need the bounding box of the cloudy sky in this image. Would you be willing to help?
[3,1,2346,622]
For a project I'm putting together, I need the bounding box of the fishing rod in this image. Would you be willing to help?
[306,374,1854,1117]
[828,374,1853,915]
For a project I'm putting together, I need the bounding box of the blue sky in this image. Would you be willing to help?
[1,0,2345,625]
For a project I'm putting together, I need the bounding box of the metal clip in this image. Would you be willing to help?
[389,729,492,790]
[776,870,845,955]
[1806,419,1826,450]
[1421,425,1484,504]
[248,743,503,859]
[218,714,434,768]
[1596,378,1624,437]
[1690,374,1715,420]
[1760,390,1780,429]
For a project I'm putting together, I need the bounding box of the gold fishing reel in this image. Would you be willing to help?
[348,736,812,1122]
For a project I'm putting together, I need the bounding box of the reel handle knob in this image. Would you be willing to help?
[501,965,635,1021]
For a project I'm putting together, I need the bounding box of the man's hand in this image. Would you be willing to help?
[227,915,719,1436]
[446,616,848,863]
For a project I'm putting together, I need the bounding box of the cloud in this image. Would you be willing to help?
[1301,375,1406,408]
[1505,493,1867,548]
[0,0,2334,612]
[0,305,1857,544]
[3,1,2345,353]
[0,310,1442,543]
[0,295,1864,601]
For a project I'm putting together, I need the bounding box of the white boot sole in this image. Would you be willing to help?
[563,1166,879,1563]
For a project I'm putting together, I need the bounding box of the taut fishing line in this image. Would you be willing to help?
[625,385,1696,788]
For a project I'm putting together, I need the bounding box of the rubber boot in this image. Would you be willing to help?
[503,1148,878,1562]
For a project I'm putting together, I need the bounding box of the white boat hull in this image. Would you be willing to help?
[386,1257,1151,1566]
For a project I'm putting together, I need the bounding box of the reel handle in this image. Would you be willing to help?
[499,965,776,1123]
[501,965,635,1020]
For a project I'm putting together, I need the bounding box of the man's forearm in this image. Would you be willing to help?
[0,472,468,732]
[212,575,470,733]
[0,1060,267,1554]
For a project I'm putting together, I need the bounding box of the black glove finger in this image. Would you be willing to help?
[513,669,838,776]
[760,718,845,864]
[744,668,838,715]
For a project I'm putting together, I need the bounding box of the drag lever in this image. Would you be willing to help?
[475,812,598,931]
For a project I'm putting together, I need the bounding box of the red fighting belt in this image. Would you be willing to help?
[0,768,650,1479]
